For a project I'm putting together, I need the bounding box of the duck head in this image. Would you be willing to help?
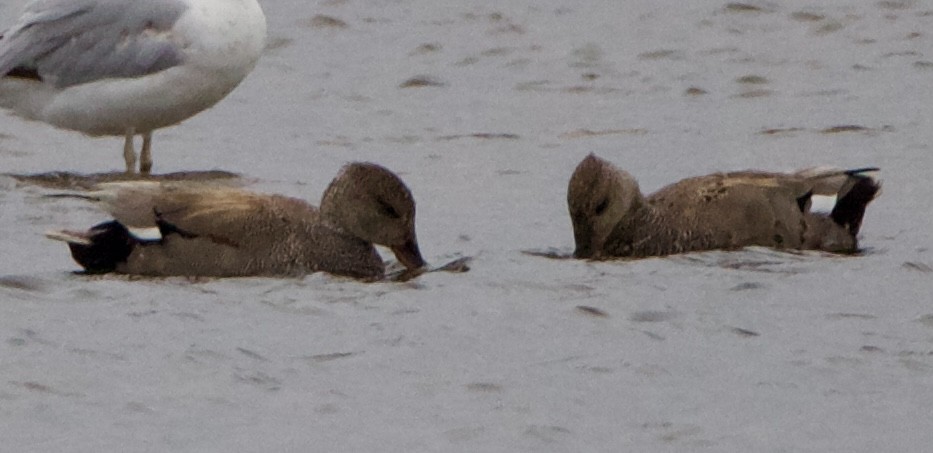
[321,162,426,270]
[567,154,643,259]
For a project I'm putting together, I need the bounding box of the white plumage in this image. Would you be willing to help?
[0,0,267,174]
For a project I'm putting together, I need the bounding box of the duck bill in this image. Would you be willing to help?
[571,222,597,259]
[392,238,426,270]
[573,245,605,260]
[573,245,593,259]
[572,229,607,260]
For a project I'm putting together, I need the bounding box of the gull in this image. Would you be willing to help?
[0,0,267,174]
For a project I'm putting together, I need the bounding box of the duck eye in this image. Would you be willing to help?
[377,199,401,219]
[593,198,609,215]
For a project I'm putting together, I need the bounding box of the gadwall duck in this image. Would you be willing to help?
[46,162,426,279]
[567,154,881,259]
[0,0,266,174]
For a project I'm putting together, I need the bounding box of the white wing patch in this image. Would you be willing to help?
[809,194,837,214]
[128,226,162,240]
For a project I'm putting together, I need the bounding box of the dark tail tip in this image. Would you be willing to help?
[66,221,136,274]
[844,167,880,176]
[830,175,881,236]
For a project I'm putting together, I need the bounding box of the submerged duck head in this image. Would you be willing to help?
[321,162,426,270]
[567,154,643,259]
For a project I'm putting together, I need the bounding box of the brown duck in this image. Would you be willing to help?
[47,162,426,279]
[567,154,881,259]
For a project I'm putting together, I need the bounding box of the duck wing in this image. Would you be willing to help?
[87,182,319,244]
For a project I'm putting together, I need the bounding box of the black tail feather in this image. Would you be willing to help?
[155,210,198,239]
[844,167,880,176]
[830,175,881,236]
[66,221,136,274]
[796,190,812,213]
[5,66,42,81]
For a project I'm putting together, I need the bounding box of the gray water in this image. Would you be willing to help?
[2,1,932,451]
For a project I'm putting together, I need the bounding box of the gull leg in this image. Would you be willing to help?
[140,132,153,175]
[123,129,137,174]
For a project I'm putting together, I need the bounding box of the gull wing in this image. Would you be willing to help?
[0,0,187,87]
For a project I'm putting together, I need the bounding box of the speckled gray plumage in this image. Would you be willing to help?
[50,162,425,279]
[568,154,880,259]
[119,193,386,278]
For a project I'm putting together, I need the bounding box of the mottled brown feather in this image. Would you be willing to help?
[568,154,880,259]
[49,163,425,278]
